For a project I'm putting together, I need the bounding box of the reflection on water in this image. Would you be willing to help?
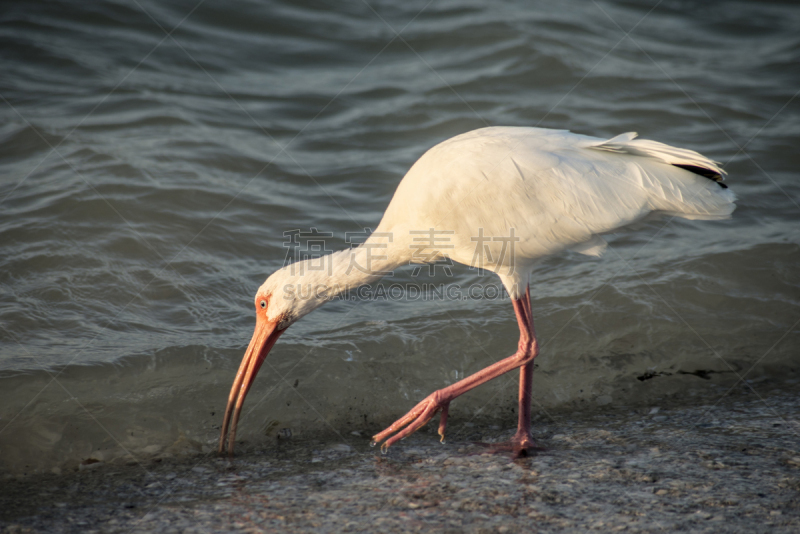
[1,0,799,473]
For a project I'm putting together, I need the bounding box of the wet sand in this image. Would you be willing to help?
[2,385,799,533]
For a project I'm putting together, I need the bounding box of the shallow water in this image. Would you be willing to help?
[1,0,799,474]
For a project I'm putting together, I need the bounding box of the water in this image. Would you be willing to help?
[1,0,798,474]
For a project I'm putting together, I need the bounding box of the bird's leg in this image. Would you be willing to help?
[372,287,539,453]
[484,285,538,456]
[512,285,536,451]
[437,402,450,442]
[511,358,536,450]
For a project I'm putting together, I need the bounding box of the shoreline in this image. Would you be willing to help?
[2,386,799,533]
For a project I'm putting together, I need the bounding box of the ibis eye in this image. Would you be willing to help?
[260,300,267,309]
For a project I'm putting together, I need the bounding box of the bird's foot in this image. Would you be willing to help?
[372,391,450,453]
[474,431,542,459]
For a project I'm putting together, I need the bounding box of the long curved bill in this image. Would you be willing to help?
[218,315,285,456]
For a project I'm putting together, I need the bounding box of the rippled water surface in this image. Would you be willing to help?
[1,0,799,473]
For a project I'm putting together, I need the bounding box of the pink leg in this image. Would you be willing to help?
[372,285,539,453]
[511,285,536,451]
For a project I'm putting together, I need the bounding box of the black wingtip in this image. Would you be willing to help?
[672,164,727,188]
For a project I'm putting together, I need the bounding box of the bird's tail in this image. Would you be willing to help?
[590,132,736,220]
[592,132,727,182]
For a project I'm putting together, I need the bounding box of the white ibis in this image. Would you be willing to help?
[218,126,735,456]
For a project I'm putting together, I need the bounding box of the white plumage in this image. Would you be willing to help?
[218,126,735,456]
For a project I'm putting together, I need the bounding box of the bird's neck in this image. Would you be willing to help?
[283,235,407,302]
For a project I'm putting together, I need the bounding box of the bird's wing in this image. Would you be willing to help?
[583,132,727,182]
[377,127,735,278]
[569,235,607,257]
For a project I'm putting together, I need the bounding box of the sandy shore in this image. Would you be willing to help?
[2,385,799,533]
